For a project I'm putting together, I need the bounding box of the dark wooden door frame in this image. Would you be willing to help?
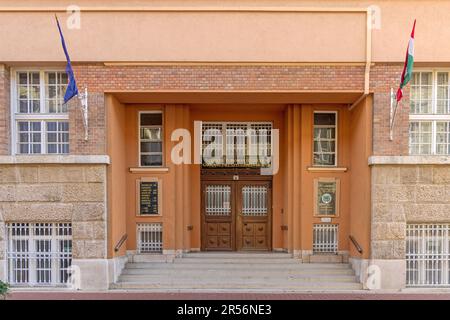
[200,169,272,251]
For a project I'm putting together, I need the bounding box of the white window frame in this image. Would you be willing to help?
[313,111,338,167]
[138,110,164,167]
[409,69,450,155]
[10,68,69,155]
[6,222,72,287]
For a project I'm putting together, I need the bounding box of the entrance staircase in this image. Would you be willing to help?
[111,252,363,291]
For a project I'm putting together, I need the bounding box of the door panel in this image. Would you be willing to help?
[201,178,272,251]
[237,182,272,251]
[202,182,234,251]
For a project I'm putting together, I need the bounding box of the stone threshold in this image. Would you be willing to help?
[0,155,110,164]
[369,156,450,166]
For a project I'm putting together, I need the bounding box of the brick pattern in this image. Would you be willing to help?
[0,64,10,155]
[0,164,107,260]
[68,64,367,154]
[0,63,408,155]
[371,165,450,259]
[370,65,410,156]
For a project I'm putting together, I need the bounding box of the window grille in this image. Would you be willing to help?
[201,122,272,167]
[242,185,268,216]
[406,224,450,287]
[137,223,163,253]
[6,223,72,287]
[205,185,231,216]
[313,224,338,254]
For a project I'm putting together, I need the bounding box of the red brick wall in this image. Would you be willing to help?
[70,64,366,154]
[0,65,10,155]
[370,64,410,156]
[0,64,407,156]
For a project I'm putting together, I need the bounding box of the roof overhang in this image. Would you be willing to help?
[108,91,365,105]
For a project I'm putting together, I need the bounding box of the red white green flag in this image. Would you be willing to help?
[396,19,416,102]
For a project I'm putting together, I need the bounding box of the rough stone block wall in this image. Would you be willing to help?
[371,164,450,260]
[0,64,10,155]
[0,164,107,261]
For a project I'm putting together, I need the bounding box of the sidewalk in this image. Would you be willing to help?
[5,291,450,300]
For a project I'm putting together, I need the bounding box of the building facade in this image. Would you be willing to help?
[0,0,450,290]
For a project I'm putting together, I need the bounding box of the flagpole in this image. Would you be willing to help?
[389,89,400,141]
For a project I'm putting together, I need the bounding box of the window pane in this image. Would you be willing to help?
[45,72,68,113]
[140,113,162,126]
[140,128,162,140]
[46,121,69,154]
[314,113,336,126]
[141,155,163,166]
[313,113,336,166]
[409,121,432,155]
[436,122,450,155]
[141,142,162,153]
[410,72,433,114]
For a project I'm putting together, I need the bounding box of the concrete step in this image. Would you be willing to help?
[111,281,363,290]
[121,268,356,276]
[124,262,351,270]
[174,257,301,264]
[182,252,291,259]
[118,274,358,283]
[129,254,175,263]
[308,254,344,263]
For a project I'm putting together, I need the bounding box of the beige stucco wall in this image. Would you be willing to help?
[0,0,449,63]
[0,164,107,261]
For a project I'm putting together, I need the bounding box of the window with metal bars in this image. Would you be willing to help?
[137,223,163,253]
[6,223,72,287]
[406,224,450,287]
[313,224,338,254]
[205,185,231,216]
[201,122,272,167]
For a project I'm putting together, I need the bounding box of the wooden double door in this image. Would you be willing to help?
[201,175,272,251]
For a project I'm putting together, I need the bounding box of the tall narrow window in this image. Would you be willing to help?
[313,112,337,166]
[12,70,69,154]
[139,112,163,166]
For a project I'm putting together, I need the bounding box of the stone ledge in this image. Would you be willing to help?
[369,156,450,166]
[0,155,110,165]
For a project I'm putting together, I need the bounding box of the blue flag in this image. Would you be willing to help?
[56,16,78,103]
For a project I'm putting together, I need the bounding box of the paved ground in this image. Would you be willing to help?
[5,291,450,300]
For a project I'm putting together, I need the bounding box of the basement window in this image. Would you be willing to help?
[406,224,450,286]
[6,223,72,287]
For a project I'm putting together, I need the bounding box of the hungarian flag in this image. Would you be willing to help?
[396,19,416,102]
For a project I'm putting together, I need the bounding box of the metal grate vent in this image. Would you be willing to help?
[137,223,163,253]
[313,224,338,254]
